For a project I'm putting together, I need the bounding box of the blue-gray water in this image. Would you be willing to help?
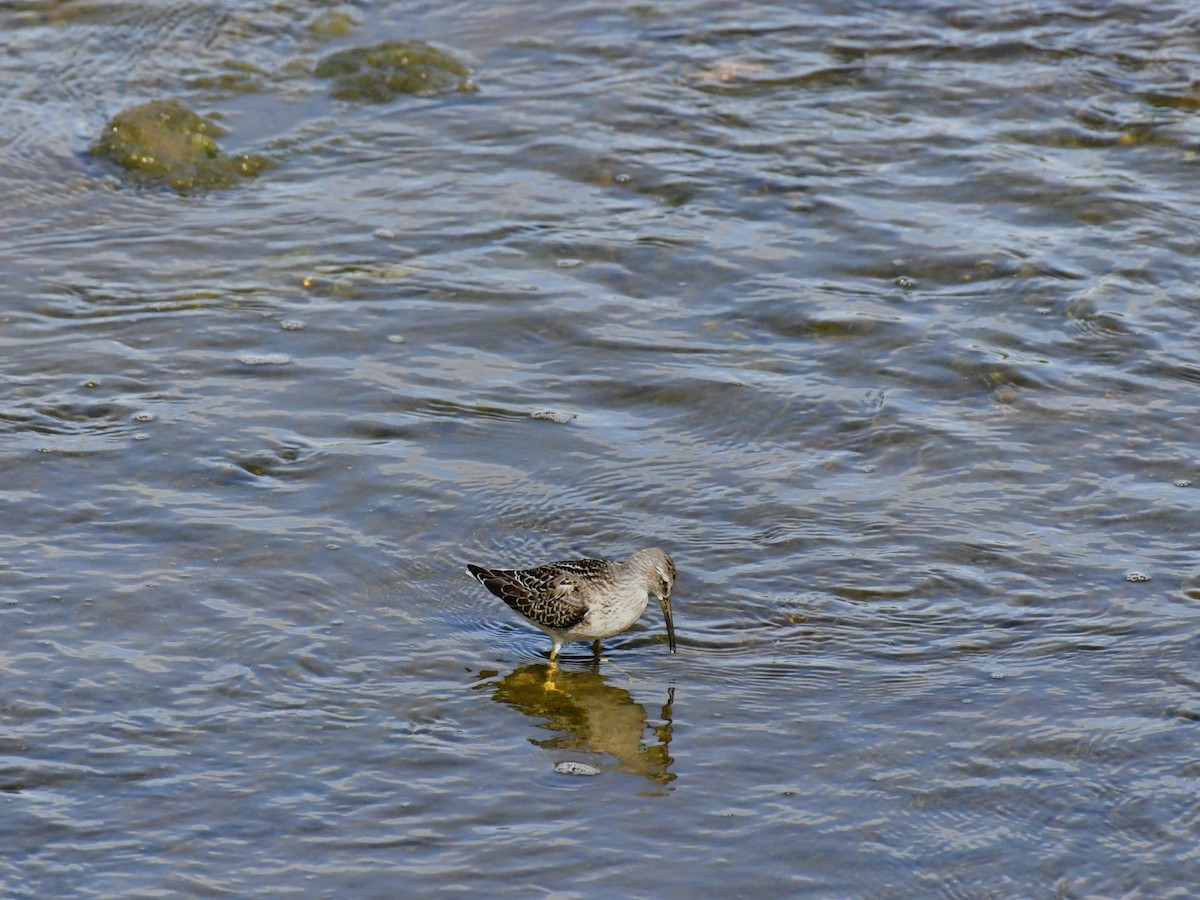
[2,1,1198,895]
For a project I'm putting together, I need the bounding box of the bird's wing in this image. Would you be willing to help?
[468,563,589,630]
[545,559,610,578]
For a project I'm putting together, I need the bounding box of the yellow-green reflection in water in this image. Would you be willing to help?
[478,663,675,789]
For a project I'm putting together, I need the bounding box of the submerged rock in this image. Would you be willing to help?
[90,99,272,193]
[315,40,476,101]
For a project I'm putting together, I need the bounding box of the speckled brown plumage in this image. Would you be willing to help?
[466,560,595,630]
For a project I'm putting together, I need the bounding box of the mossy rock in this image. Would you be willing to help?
[90,99,273,192]
[315,40,476,101]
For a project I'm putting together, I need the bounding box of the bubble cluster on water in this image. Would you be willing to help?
[531,409,574,424]
[554,761,601,776]
[236,353,291,366]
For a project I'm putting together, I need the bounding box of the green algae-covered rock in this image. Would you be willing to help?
[314,40,476,101]
[90,99,272,193]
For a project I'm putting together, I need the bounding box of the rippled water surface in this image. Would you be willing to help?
[3,0,1199,895]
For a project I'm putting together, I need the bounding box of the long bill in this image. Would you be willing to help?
[658,593,677,653]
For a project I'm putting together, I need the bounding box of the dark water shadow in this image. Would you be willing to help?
[478,662,675,790]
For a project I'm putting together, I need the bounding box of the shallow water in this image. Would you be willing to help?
[2,0,1199,895]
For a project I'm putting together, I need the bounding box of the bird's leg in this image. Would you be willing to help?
[592,639,602,657]
[543,641,562,692]
[544,658,561,692]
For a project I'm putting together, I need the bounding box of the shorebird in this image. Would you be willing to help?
[467,548,677,659]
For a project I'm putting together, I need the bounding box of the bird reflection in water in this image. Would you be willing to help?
[477,662,676,789]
